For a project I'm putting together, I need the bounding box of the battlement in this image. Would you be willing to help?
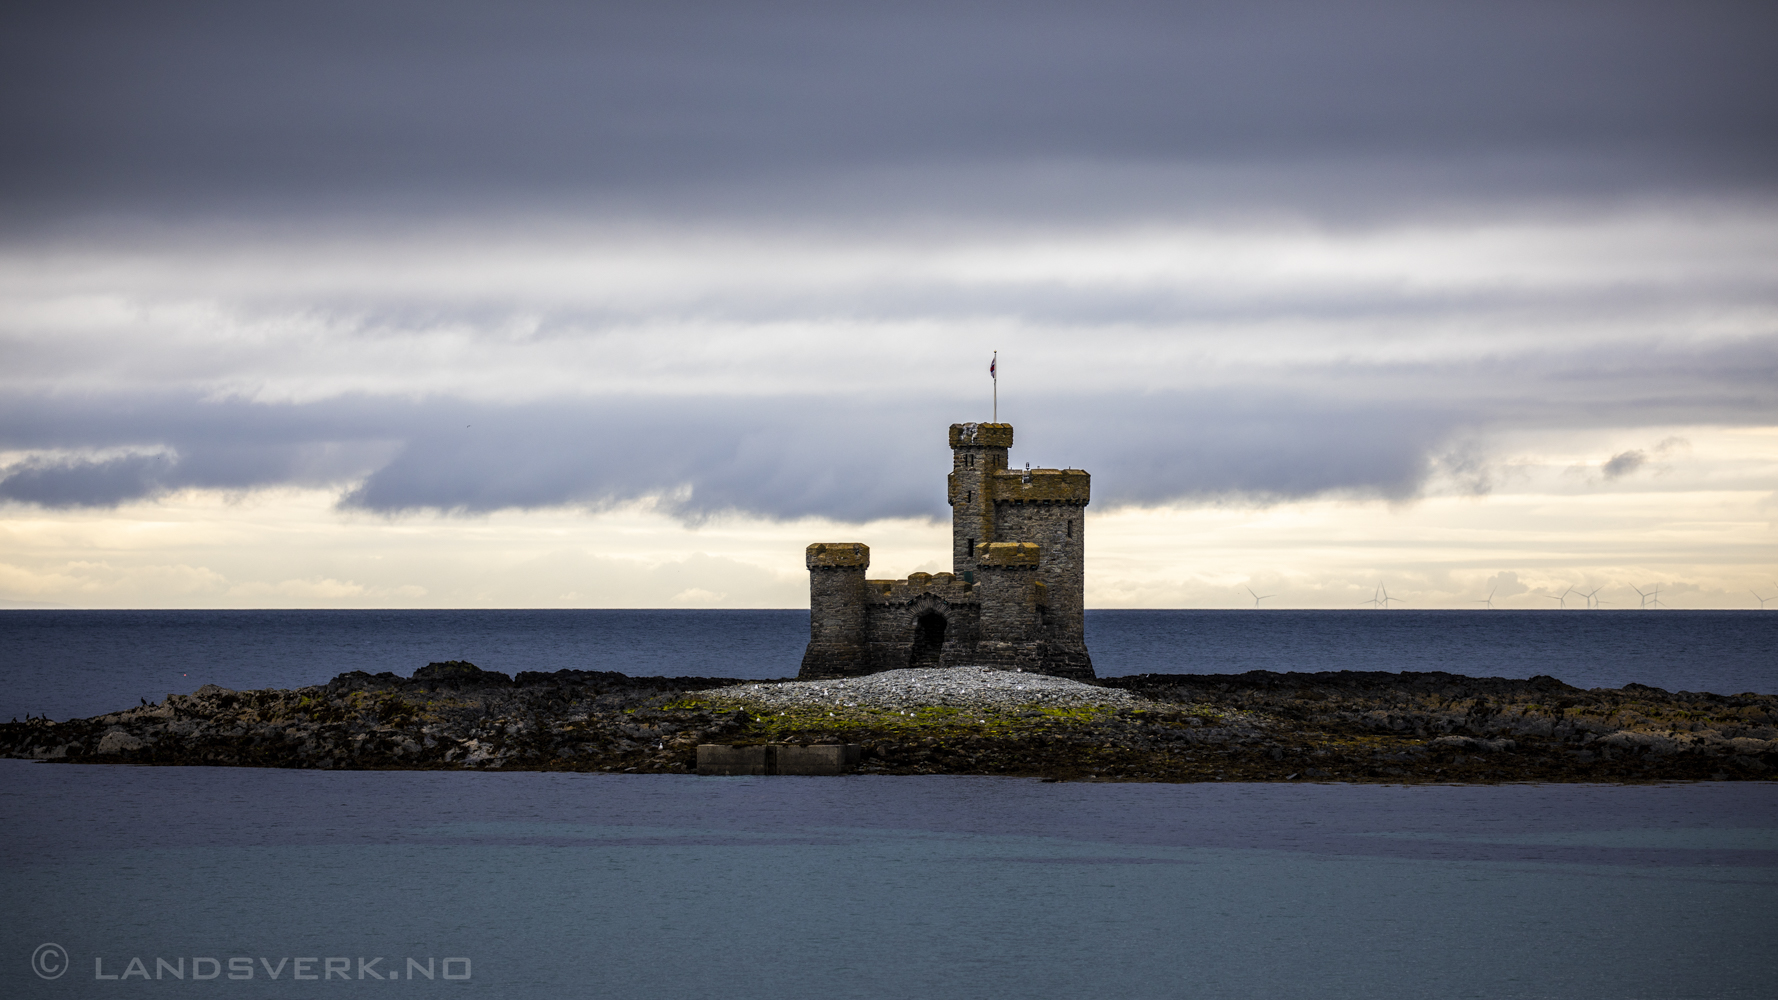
[977,541,1041,567]
[807,542,869,569]
[989,468,1090,505]
[949,422,1014,449]
[865,572,978,604]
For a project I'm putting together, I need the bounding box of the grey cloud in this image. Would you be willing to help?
[1481,571,1529,599]
[2,1,1774,226]
[1600,450,1648,479]
[1430,445,1497,496]
[0,393,944,518]
[0,395,406,504]
[0,389,1464,517]
[1024,399,1453,506]
[4,325,1773,517]
[0,453,176,507]
[333,400,944,521]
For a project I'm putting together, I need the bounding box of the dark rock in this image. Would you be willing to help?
[409,661,512,685]
[1,663,1772,784]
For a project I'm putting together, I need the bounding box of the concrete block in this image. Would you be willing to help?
[696,744,770,775]
[696,744,861,776]
[774,744,862,775]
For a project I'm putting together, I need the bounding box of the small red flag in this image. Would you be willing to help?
[989,355,996,378]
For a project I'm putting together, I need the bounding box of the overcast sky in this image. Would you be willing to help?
[2,0,1774,608]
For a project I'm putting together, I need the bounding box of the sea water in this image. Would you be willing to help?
[2,763,1774,999]
[2,609,1774,722]
[3,610,1775,998]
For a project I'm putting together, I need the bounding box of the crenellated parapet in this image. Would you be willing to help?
[865,572,977,604]
[976,541,1041,567]
[948,422,1014,448]
[807,542,869,568]
[988,468,1089,505]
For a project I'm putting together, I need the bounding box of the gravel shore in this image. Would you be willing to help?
[697,666,1152,712]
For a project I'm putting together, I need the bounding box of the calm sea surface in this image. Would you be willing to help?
[2,764,1774,999]
[4,610,1775,998]
[0,609,1772,722]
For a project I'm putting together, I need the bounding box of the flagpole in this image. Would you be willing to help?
[991,350,997,422]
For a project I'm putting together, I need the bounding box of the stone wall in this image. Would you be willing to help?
[993,494,1087,648]
[973,542,1040,665]
[862,596,983,674]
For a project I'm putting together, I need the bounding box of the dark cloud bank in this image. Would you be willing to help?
[4,350,1773,517]
[0,392,1447,518]
[2,0,1775,224]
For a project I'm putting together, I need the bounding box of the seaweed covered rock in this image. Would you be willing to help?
[1,664,1773,783]
[0,662,762,773]
[411,660,512,685]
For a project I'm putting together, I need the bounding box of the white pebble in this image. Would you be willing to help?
[696,667,1150,713]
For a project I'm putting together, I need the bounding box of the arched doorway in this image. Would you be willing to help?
[910,611,947,668]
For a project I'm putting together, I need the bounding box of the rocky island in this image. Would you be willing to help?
[4,662,1774,782]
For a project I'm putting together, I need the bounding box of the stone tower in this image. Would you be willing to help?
[797,421,1093,680]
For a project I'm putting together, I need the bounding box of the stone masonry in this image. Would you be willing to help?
[798,422,1093,681]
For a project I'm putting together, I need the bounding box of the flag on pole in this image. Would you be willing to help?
[990,351,998,421]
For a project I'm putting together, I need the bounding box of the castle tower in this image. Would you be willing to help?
[799,543,870,677]
[985,464,1090,663]
[948,422,1012,577]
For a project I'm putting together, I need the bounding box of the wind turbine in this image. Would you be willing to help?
[1473,586,1497,609]
[1631,584,1653,609]
[1754,586,1776,610]
[1245,586,1275,608]
[1359,585,1384,609]
[1647,585,1669,609]
[1577,586,1605,609]
[1543,586,1573,609]
[1379,585,1405,608]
